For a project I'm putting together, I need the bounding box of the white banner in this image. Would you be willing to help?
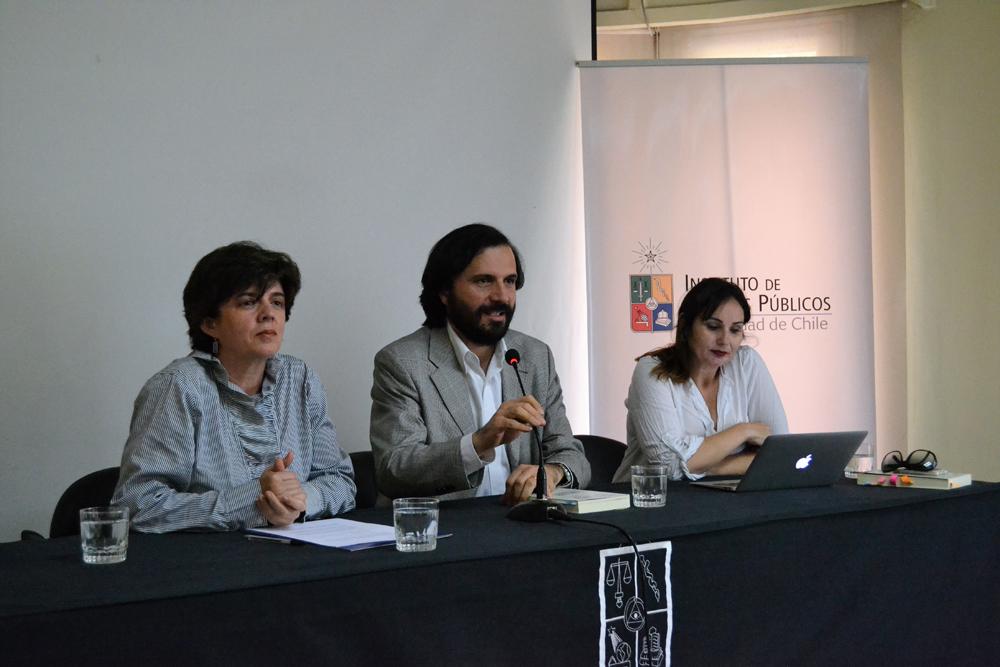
[581,60,875,457]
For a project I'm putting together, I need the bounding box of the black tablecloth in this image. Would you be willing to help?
[4,480,999,665]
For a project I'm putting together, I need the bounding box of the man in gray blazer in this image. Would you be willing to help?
[370,224,590,503]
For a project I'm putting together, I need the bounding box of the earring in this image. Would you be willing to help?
[211,339,219,356]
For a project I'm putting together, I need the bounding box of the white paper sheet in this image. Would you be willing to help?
[245,517,396,551]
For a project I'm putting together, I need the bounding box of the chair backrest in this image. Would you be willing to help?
[575,434,627,485]
[350,450,378,510]
[49,467,121,538]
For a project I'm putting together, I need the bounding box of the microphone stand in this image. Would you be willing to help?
[505,352,561,523]
[500,351,649,625]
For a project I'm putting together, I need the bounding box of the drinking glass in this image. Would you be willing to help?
[393,498,439,552]
[631,465,668,508]
[79,506,129,564]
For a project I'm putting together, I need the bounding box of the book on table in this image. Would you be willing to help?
[549,488,631,513]
[856,469,972,490]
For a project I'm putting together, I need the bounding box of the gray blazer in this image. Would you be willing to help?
[370,326,590,498]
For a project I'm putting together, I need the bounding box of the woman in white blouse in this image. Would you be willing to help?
[614,278,788,482]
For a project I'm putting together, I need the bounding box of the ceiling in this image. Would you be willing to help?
[596,0,899,30]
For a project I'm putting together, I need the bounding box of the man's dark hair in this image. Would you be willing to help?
[183,241,302,353]
[419,223,524,328]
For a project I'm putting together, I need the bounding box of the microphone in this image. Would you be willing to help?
[504,348,559,522]
[502,351,649,617]
[503,349,649,614]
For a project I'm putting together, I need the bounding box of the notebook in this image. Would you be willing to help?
[690,431,868,492]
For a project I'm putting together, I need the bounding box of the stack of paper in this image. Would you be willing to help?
[245,518,396,551]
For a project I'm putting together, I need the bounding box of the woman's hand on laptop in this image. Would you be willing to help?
[742,423,771,447]
[688,423,770,474]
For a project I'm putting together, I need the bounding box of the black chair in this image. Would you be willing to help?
[50,467,121,538]
[21,467,121,540]
[350,450,378,509]
[575,434,627,485]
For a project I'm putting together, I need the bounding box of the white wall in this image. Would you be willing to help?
[903,1,1000,481]
[0,1,591,541]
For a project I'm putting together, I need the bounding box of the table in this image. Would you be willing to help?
[3,480,999,665]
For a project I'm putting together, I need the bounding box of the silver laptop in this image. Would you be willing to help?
[690,431,867,492]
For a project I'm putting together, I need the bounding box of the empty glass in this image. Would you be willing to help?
[393,498,439,552]
[631,465,668,508]
[79,506,129,564]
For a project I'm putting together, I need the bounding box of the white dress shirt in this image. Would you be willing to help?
[614,346,788,482]
[446,323,512,496]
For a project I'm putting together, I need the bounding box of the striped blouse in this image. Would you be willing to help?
[112,351,356,532]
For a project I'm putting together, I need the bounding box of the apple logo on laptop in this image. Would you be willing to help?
[795,454,813,470]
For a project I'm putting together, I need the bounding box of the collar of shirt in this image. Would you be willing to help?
[445,323,507,380]
[445,323,512,495]
[687,356,737,432]
[190,350,282,398]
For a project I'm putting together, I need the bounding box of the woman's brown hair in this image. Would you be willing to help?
[642,277,751,383]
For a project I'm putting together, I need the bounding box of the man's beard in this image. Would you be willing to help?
[447,301,515,346]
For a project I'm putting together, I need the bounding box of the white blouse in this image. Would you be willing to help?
[613,346,788,482]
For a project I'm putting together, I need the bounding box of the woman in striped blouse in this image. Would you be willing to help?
[111,241,356,532]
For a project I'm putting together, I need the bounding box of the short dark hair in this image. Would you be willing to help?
[419,223,525,328]
[644,277,751,383]
[183,241,302,353]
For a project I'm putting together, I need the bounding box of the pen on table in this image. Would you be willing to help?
[245,534,292,544]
